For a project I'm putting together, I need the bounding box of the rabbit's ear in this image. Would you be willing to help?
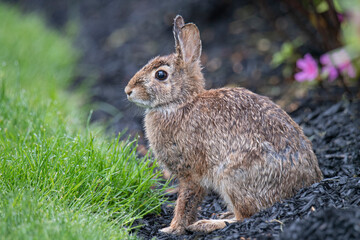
[173,15,185,57]
[174,15,185,36]
[173,16,201,64]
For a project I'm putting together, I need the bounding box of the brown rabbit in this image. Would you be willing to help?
[124,15,323,235]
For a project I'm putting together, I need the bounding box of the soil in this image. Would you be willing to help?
[6,0,360,239]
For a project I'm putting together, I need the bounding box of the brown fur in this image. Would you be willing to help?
[124,15,323,234]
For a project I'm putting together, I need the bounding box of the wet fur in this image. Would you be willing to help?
[125,15,323,234]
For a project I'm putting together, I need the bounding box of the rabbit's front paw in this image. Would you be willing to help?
[159,226,185,235]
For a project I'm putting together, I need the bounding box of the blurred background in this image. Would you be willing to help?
[3,0,360,149]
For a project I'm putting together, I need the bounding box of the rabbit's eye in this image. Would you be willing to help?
[155,70,168,81]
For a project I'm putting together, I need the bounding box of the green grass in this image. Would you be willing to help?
[0,3,166,239]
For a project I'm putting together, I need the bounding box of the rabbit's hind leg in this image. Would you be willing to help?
[185,193,256,233]
[186,218,237,233]
[228,190,260,222]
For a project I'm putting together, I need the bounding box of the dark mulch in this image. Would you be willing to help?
[281,207,360,240]
[133,99,360,240]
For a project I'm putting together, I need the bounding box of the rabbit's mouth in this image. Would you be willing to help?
[128,97,152,108]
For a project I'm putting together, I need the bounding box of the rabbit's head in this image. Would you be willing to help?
[125,15,205,109]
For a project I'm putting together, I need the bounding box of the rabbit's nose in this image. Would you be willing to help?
[125,86,133,96]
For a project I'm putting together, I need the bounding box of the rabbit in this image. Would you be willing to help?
[124,15,323,235]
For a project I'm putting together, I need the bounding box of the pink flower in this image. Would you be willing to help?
[320,49,356,81]
[339,62,356,78]
[332,49,356,78]
[294,54,318,82]
[320,54,338,81]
